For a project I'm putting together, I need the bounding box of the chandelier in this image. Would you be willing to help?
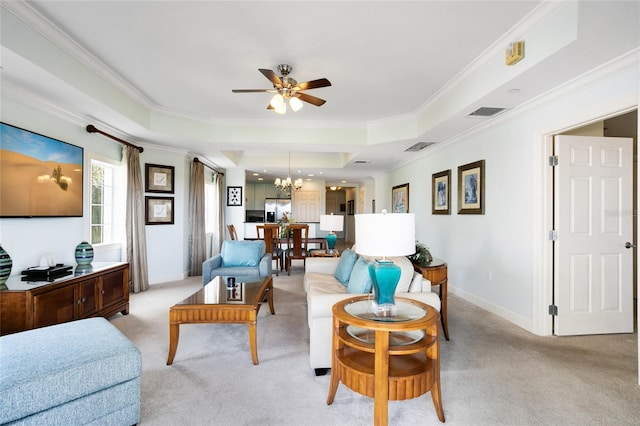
[274,152,303,195]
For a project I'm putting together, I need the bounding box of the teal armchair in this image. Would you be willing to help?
[202,240,272,285]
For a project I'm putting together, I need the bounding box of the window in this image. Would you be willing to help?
[91,159,124,245]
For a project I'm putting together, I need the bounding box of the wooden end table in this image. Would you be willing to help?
[327,296,445,425]
[413,259,449,340]
[309,249,340,258]
[167,275,274,365]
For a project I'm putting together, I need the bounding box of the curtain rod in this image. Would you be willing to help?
[86,124,144,153]
[194,157,224,176]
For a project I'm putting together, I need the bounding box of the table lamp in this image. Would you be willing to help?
[319,214,344,254]
[355,210,415,316]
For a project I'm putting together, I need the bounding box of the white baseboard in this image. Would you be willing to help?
[449,285,533,333]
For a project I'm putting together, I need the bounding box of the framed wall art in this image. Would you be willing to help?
[392,183,409,213]
[227,186,243,206]
[145,163,174,193]
[432,169,451,215]
[347,200,355,215]
[145,196,174,225]
[457,160,485,214]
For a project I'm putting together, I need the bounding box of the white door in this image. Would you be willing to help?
[554,135,634,335]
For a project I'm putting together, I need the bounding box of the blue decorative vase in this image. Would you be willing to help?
[75,241,94,265]
[368,259,401,315]
[325,232,338,253]
[0,245,12,286]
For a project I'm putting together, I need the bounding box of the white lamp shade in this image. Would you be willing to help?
[320,214,344,232]
[270,93,284,109]
[354,212,415,257]
[289,96,303,112]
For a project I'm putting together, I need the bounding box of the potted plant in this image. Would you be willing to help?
[407,241,433,266]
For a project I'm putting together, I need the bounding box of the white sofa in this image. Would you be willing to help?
[303,253,441,375]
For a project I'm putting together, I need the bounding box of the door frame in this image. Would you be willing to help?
[535,108,638,382]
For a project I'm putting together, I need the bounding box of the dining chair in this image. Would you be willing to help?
[256,224,283,276]
[227,224,238,240]
[284,223,309,275]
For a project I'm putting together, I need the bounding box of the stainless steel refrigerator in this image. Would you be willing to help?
[264,198,292,223]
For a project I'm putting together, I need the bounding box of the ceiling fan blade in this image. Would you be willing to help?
[295,78,332,91]
[297,92,326,107]
[259,69,283,87]
[232,89,271,93]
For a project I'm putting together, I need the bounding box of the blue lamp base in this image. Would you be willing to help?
[368,259,401,316]
[325,232,337,253]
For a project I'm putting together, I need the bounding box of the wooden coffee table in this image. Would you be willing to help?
[166,275,274,365]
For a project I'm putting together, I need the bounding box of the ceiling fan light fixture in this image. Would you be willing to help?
[275,101,287,114]
[270,93,284,109]
[289,96,303,112]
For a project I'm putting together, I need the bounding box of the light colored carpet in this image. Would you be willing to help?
[110,270,640,425]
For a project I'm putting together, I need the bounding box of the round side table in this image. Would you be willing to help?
[326,296,445,425]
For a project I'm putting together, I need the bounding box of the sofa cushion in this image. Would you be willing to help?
[347,257,373,294]
[334,248,357,285]
[221,240,263,267]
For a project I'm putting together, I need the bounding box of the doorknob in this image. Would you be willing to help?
[625,242,636,249]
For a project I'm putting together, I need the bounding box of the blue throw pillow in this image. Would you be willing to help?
[348,257,373,294]
[334,248,357,286]
[221,241,262,267]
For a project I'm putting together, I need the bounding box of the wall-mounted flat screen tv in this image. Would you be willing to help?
[0,122,83,218]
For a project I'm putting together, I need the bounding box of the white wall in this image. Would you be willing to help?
[224,168,245,239]
[379,58,639,335]
[1,95,192,284]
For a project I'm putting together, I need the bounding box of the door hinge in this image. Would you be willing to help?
[549,155,558,166]
[548,305,558,316]
[548,230,558,241]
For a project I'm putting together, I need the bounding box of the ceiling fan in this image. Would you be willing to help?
[232,64,331,114]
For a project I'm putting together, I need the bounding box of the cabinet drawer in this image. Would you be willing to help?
[101,269,126,309]
[33,285,76,328]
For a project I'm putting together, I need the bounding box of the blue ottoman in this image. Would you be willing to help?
[0,318,141,425]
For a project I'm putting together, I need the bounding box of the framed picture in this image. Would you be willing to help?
[347,200,355,215]
[227,186,243,206]
[432,170,451,215]
[392,183,409,213]
[0,122,84,218]
[145,196,174,225]
[458,160,485,214]
[145,163,174,193]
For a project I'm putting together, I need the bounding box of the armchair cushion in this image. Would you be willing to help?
[221,240,263,267]
[334,248,357,285]
[347,257,373,294]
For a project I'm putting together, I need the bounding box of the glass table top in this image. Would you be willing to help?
[344,299,426,323]
[176,276,268,306]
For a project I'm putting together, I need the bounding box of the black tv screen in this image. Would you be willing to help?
[0,122,84,218]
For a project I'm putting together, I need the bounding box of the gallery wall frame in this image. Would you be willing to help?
[145,196,174,225]
[145,163,174,193]
[227,186,243,206]
[432,169,451,215]
[457,160,485,214]
[392,183,409,213]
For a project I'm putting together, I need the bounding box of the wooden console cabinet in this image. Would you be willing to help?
[0,262,129,336]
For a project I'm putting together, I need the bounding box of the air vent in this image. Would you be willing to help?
[353,160,369,165]
[468,107,506,117]
[405,142,436,152]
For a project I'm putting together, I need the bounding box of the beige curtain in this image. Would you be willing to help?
[188,160,205,275]
[125,146,150,293]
